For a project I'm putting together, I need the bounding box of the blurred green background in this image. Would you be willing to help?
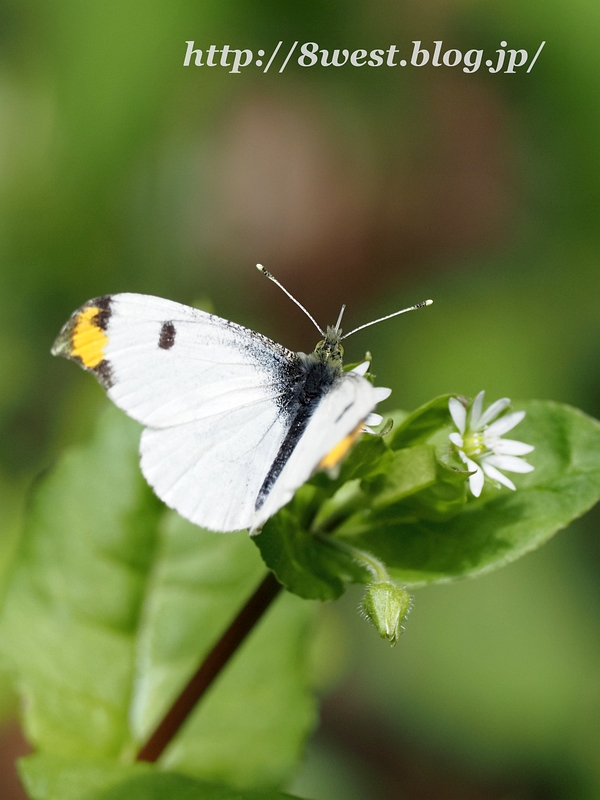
[2,1,600,798]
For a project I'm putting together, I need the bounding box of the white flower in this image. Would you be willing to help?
[448,391,534,498]
[352,362,391,434]
[363,412,383,434]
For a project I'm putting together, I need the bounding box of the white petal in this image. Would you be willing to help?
[449,432,464,448]
[469,391,485,430]
[362,426,375,435]
[484,454,535,473]
[449,397,466,434]
[458,450,469,466]
[481,461,516,490]
[489,438,534,456]
[464,456,484,497]
[365,412,383,427]
[352,361,370,376]
[374,387,392,403]
[485,410,526,436]
[477,397,511,428]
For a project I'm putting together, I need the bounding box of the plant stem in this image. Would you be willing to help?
[317,533,391,583]
[136,571,282,763]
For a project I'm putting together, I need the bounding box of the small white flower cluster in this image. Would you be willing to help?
[449,391,534,497]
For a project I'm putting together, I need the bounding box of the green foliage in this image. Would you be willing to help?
[254,486,370,601]
[0,407,316,796]
[366,445,439,507]
[158,583,316,787]
[388,394,455,450]
[346,401,600,585]
[258,398,600,595]
[19,754,302,800]
[3,394,600,798]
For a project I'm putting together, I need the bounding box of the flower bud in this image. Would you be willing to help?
[361,582,412,645]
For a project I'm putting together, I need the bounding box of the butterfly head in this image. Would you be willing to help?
[314,326,344,367]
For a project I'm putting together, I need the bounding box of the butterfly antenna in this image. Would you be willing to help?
[335,304,346,331]
[341,299,433,340]
[257,264,324,335]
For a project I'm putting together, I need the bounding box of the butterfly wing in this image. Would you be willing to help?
[52,293,299,532]
[139,401,288,532]
[52,293,294,428]
[52,293,387,533]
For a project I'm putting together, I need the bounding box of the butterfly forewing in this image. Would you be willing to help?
[54,293,295,428]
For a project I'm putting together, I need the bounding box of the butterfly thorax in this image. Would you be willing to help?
[286,329,345,411]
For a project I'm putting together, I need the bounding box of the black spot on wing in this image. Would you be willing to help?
[158,321,176,350]
[92,295,112,330]
[93,359,113,389]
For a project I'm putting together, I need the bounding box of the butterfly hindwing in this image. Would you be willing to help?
[140,400,287,532]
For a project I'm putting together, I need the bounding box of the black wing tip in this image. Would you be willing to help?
[50,295,115,384]
[94,359,114,388]
[88,295,113,330]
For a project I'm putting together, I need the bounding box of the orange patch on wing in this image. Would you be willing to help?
[70,306,108,368]
[319,422,364,470]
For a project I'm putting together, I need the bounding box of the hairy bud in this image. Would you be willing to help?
[362,582,411,645]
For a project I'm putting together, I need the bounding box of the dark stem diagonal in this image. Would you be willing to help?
[136,571,282,763]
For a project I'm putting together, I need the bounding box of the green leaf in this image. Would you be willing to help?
[19,754,304,800]
[328,446,446,539]
[95,774,303,800]
[0,408,162,759]
[0,406,316,788]
[254,488,369,601]
[341,401,600,584]
[367,445,438,508]
[19,754,152,800]
[389,459,468,522]
[388,395,454,450]
[335,434,393,483]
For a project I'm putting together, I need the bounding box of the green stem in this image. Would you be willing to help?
[316,532,391,583]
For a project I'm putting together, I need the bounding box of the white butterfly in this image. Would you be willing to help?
[52,265,431,534]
